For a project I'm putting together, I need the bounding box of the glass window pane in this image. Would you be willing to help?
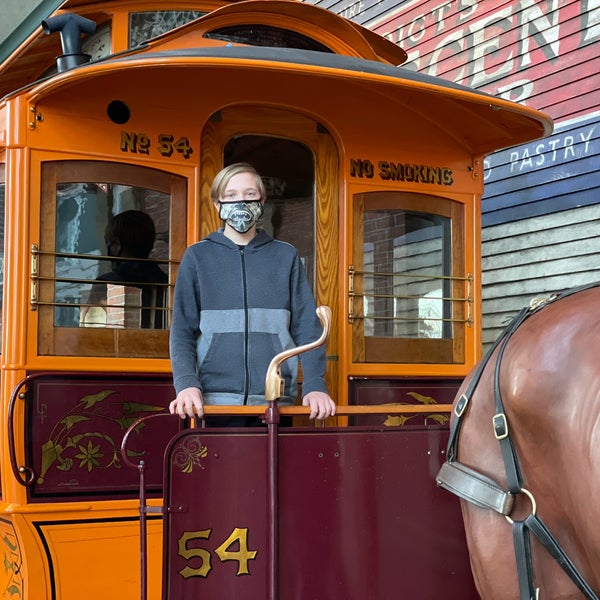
[353,191,466,365]
[363,209,451,340]
[129,11,206,47]
[54,182,170,329]
[205,25,332,52]
[81,23,112,61]
[38,161,185,359]
[262,176,315,290]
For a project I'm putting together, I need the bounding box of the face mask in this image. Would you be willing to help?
[219,201,263,234]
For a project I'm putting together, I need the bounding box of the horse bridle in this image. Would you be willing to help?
[437,283,600,600]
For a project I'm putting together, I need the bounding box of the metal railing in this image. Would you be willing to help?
[348,265,473,327]
[30,245,175,320]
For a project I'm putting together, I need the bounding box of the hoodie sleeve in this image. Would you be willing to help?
[288,254,329,396]
[169,246,203,394]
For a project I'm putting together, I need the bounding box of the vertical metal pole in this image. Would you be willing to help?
[265,402,280,600]
[261,307,329,599]
[138,460,147,600]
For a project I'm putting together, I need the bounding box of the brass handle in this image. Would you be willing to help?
[264,306,331,402]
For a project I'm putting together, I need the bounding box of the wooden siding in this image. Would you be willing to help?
[482,204,600,346]
[308,0,600,352]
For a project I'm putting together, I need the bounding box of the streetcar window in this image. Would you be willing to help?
[204,25,333,52]
[129,11,206,47]
[54,183,169,330]
[352,192,466,364]
[38,161,187,358]
[81,23,112,62]
[362,210,450,339]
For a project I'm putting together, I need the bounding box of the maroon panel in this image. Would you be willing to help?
[27,374,178,501]
[350,378,461,428]
[162,425,477,599]
[278,427,477,599]
[163,430,270,598]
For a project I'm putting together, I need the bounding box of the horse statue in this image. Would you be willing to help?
[437,283,600,599]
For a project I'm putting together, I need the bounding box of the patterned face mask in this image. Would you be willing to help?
[218,201,264,233]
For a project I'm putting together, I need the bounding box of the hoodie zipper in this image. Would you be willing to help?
[240,247,250,405]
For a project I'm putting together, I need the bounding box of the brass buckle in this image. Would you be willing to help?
[493,413,508,440]
[454,394,469,418]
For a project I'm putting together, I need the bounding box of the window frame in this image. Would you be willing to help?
[37,160,186,359]
[351,191,467,365]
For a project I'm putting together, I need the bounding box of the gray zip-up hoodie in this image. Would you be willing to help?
[169,229,328,406]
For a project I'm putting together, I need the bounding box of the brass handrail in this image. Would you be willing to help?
[32,246,176,265]
[348,265,473,326]
[191,404,453,416]
[349,266,471,281]
[31,243,174,311]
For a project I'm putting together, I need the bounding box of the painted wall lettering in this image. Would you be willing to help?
[370,0,599,122]
[484,124,597,179]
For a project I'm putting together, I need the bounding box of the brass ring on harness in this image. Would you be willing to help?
[505,487,537,524]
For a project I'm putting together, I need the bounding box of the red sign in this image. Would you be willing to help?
[370,0,600,122]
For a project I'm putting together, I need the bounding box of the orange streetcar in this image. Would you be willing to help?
[0,1,552,598]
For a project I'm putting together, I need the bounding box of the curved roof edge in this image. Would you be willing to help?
[139,0,408,65]
[24,44,553,155]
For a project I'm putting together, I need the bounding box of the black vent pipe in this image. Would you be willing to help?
[42,13,97,72]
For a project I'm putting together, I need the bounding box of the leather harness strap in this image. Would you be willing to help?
[524,513,600,599]
[513,521,538,600]
[437,282,600,600]
[436,461,514,514]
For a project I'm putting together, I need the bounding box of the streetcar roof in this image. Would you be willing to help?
[0,0,552,155]
[0,0,407,100]
[21,43,553,155]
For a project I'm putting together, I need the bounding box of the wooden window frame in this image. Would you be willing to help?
[37,160,186,358]
[352,191,466,365]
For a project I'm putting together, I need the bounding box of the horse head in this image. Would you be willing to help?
[437,283,600,599]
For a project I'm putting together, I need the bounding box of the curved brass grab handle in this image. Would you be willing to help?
[264,305,331,403]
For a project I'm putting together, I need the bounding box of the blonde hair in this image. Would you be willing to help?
[210,163,266,203]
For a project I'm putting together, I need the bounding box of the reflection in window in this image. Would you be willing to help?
[129,11,206,47]
[81,23,112,61]
[54,182,170,329]
[260,174,315,289]
[363,209,451,340]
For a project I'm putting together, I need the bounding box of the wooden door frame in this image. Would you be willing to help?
[199,106,340,407]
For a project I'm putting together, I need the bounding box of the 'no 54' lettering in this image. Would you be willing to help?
[120,131,193,159]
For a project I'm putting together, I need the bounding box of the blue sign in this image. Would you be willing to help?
[482,113,599,226]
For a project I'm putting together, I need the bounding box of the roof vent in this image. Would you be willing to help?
[42,13,97,72]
